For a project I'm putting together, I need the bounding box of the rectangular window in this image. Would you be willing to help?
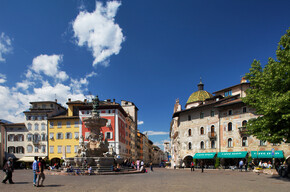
[66,132,72,139]
[35,146,39,153]
[188,115,191,121]
[211,110,215,117]
[224,90,232,97]
[200,112,204,119]
[50,146,54,153]
[57,122,62,128]
[35,124,39,131]
[58,146,62,153]
[243,107,247,113]
[49,133,54,140]
[228,110,233,116]
[74,145,78,153]
[66,145,71,153]
[105,132,112,139]
[85,132,90,139]
[27,134,32,141]
[28,145,33,153]
[50,122,53,128]
[260,140,266,146]
[74,132,79,139]
[41,145,46,153]
[74,121,78,127]
[66,121,71,128]
[41,123,46,130]
[57,133,63,139]
[41,134,46,141]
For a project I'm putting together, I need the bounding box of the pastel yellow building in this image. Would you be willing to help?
[48,100,82,164]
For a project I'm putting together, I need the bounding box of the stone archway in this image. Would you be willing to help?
[183,155,193,168]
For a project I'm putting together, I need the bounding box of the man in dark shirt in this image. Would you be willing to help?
[2,157,14,184]
[37,157,45,187]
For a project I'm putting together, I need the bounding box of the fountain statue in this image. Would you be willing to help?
[65,96,115,172]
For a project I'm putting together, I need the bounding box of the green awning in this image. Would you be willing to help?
[217,151,248,158]
[251,151,284,158]
[193,153,216,159]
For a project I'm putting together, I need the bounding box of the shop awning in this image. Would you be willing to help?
[251,151,284,158]
[17,156,35,162]
[193,153,216,159]
[217,151,248,159]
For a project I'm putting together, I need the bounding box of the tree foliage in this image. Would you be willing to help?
[242,28,290,143]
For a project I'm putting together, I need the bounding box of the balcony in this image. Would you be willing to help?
[238,126,248,136]
[208,132,217,139]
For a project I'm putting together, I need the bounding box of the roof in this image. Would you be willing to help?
[48,115,79,120]
[4,123,25,127]
[214,98,243,108]
[23,109,54,113]
[186,90,213,104]
[212,82,250,94]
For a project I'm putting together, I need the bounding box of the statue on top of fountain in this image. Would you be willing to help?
[76,95,110,157]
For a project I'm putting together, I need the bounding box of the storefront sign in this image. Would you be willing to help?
[193,152,216,159]
[251,151,283,158]
[217,151,248,158]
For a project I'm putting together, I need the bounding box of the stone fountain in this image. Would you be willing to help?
[65,96,115,173]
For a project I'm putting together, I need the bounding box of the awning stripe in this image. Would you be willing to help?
[217,151,248,158]
[193,153,216,159]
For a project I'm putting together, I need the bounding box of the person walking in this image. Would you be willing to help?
[32,156,39,187]
[150,162,153,172]
[191,161,195,172]
[239,159,244,172]
[2,157,14,184]
[37,157,45,187]
[245,161,248,172]
[200,160,204,173]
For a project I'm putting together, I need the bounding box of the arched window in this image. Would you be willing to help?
[188,129,192,136]
[211,125,215,133]
[242,120,247,127]
[41,133,46,141]
[211,140,215,149]
[188,142,192,150]
[28,123,32,130]
[242,137,247,147]
[228,122,232,131]
[228,138,233,147]
[200,127,204,135]
[200,141,205,149]
[41,123,46,130]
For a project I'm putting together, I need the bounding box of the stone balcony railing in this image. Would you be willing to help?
[238,126,248,136]
[208,132,217,139]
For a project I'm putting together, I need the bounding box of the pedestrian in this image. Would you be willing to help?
[32,156,39,187]
[239,159,244,172]
[150,162,153,172]
[173,162,176,170]
[182,162,185,169]
[37,157,45,187]
[245,161,248,172]
[2,157,14,184]
[200,161,204,173]
[191,161,195,172]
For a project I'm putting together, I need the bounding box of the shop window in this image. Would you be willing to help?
[188,129,192,136]
[188,142,192,150]
[228,122,232,131]
[228,138,233,148]
[242,137,247,147]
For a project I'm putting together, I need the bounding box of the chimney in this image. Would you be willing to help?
[113,99,116,104]
[240,77,247,83]
[68,98,71,102]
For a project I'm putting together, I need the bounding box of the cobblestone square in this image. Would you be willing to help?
[1,168,289,192]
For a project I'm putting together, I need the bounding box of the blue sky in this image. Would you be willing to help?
[0,0,290,149]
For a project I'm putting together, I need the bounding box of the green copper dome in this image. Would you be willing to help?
[186,78,213,104]
[186,90,213,104]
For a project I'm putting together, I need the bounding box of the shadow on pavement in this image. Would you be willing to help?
[268,175,290,182]
[44,185,63,187]
[15,182,29,184]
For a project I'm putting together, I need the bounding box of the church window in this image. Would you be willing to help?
[228,122,232,131]
[200,141,205,149]
[228,138,233,147]
[200,127,204,135]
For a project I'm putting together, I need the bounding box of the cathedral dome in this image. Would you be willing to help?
[186,79,213,104]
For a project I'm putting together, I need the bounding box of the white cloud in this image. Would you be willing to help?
[31,54,68,81]
[72,1,125,67]
[0,32,12,62]
[0,73,6,83]
[137,120,144,125]
[143,131,169,136]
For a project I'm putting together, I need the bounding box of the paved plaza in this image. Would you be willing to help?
[1,168,289,192]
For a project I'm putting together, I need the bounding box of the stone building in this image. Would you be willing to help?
[170,78,290,168]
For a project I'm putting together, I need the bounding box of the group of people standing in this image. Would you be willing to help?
[32,156,45,187]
